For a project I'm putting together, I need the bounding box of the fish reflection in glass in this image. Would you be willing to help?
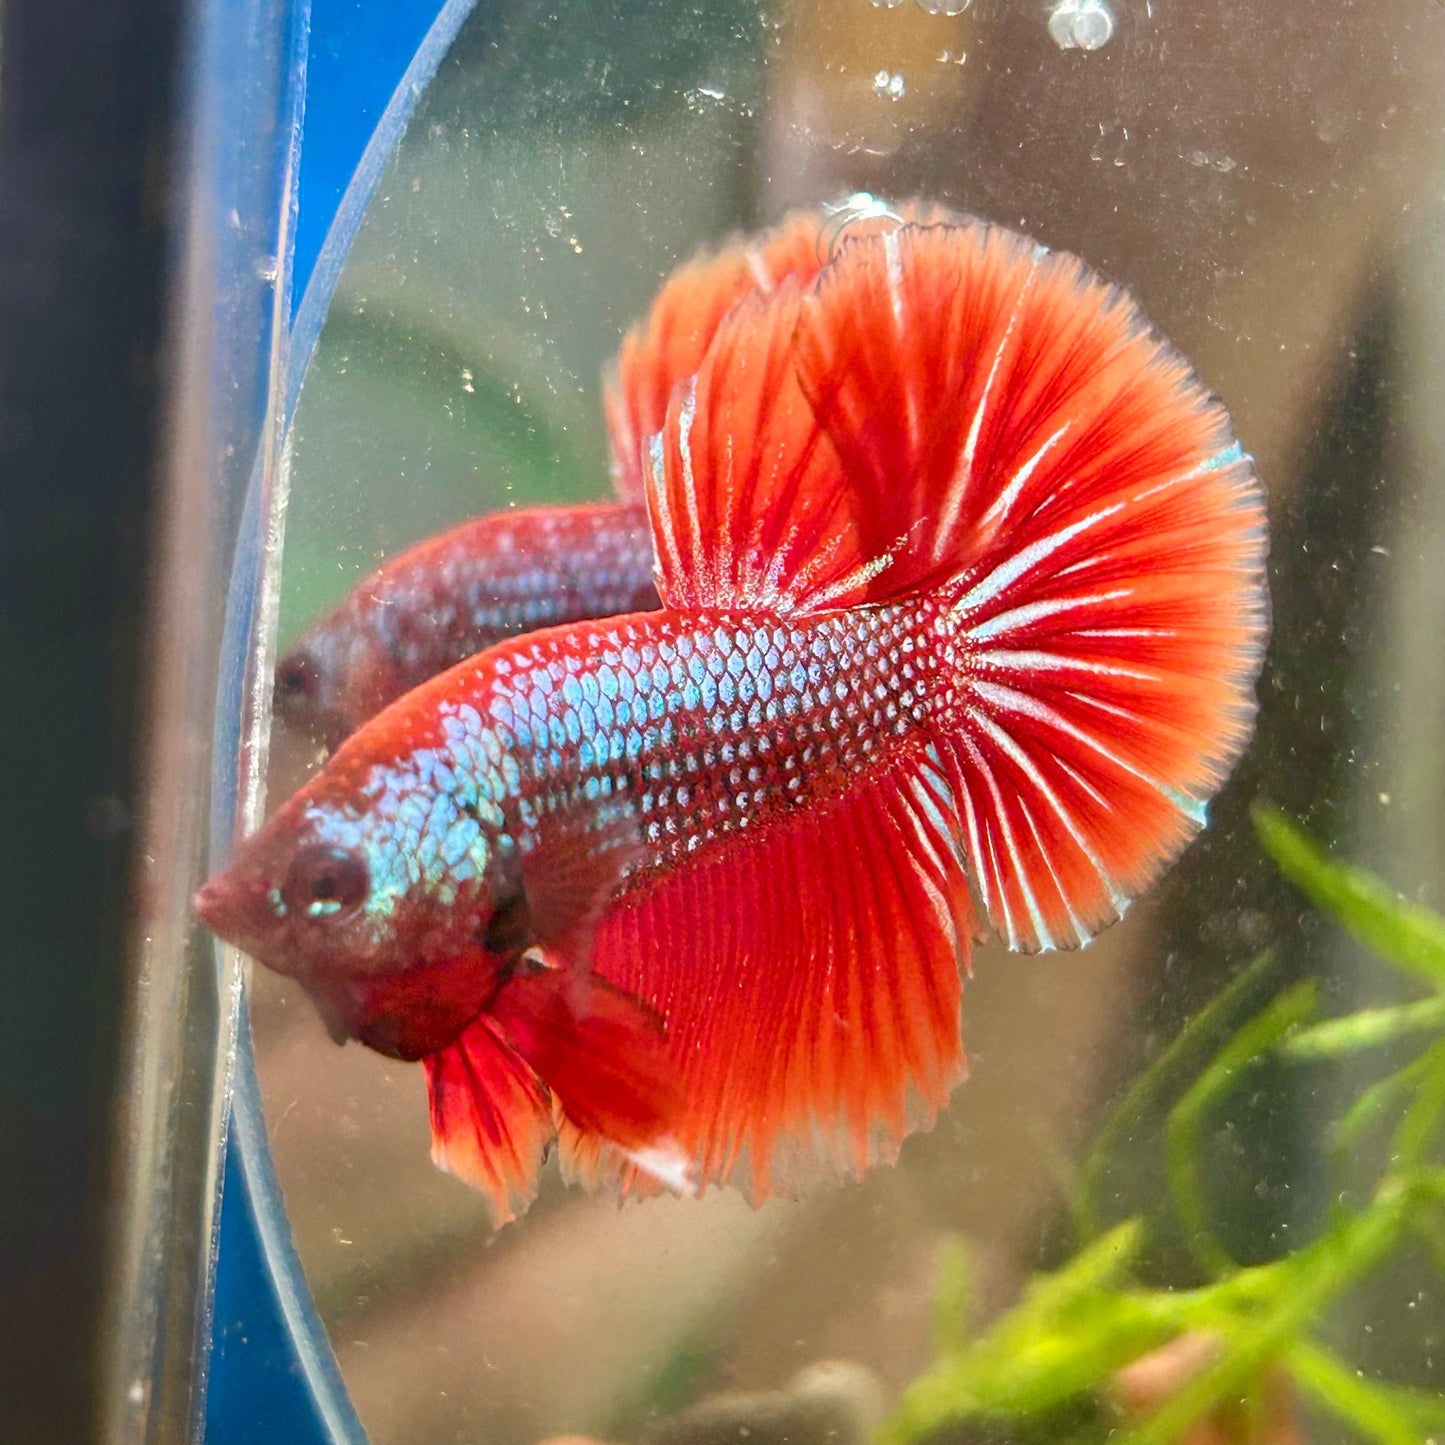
[198,207,1269,1224]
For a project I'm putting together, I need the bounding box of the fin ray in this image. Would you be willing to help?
[488,959,684,1157]
[605,200,945,505]
[644,217,1267,954]
[582,746,975,1201]
[425,1015,553,1225]
[605,213,830,503]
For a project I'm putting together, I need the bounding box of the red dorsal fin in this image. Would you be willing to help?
[644,281,858,614]
[643,217,1050,617]
[605,199,945,504]
[605,212,827,504]
[577,745,978,1201]
[789,222,1269,949]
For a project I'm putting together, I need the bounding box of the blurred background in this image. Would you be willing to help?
[252,2,1445,1441]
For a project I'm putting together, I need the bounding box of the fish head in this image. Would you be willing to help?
[274,625,401,753]
[195,755,518,1061]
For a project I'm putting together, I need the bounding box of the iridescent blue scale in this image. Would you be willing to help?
[455,606,938,872]
[305,604,939,936]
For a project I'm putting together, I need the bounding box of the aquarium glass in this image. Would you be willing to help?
[241,3,1445,1441]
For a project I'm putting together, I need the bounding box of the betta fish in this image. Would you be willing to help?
[274,504,661,751]
[275,199,932,749]
[198,213,1269,1223]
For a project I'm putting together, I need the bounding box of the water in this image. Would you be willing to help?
[259,2,1445,1442]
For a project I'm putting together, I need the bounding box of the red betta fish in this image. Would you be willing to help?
[275,198,931,749]
[198,215,1269,1223]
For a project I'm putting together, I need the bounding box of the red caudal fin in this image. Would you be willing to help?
[584,747,979,1201]
[792,222,1265,612]
[793,222,1267,950]
[644,216,1266,958]
[425,1014,553,1225]
[604,198,945,503]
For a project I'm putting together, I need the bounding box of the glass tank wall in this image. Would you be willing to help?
[216,2,1445,1442]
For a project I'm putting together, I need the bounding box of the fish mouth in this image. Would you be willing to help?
[195,872,366,1045]
[196,870,493,1060]
[194,872,252,949]
[193,874,240,936]
[193,871,289,971]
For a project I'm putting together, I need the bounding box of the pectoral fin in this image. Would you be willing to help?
[516,803,646,963]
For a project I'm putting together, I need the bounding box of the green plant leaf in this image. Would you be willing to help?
[883,1223,1152,1442]
[1331,1052,1436,1185]
[1392,1036,1445,1170]
[1253,804,1445,988]
[887,823,1445,1445]
[1075,949,1278,1242]
[1282,995,1445,1059]
[1166,980,1318,1279]
[1119,1195,1411,1445]
[1288,1340,1445,1443]
[932,1236,972,1358]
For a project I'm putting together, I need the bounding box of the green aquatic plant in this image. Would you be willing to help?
[883,806,1445,1445]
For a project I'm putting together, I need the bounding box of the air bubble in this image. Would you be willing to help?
[1048,0,1115,51]
[872,69,907,101]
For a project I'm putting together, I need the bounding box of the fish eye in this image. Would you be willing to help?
[282,846,368,921]
[275,650,320,704]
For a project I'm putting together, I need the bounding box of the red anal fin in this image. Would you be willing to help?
[585,742,976,1204]
[427,960,690,1219]
[425,1015,554,1226]
[489,957,690,1191]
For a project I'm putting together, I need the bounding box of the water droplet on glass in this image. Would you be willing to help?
[872,69,907,101]
[866,0,908,8]
[1048,0,1115,52]
[917,0,973,13]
